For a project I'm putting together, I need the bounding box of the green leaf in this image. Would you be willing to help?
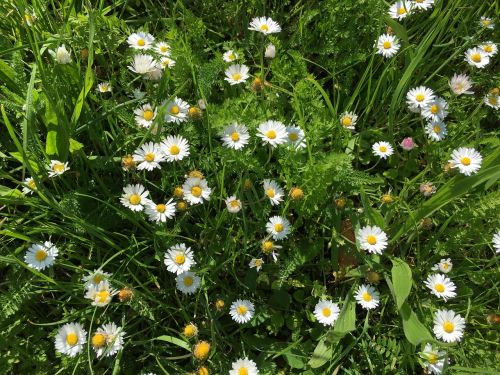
[384,16,409,45]
[154,335,190,351]
[334,290,356,335]
[390,257,412,310]
[308,338,332,368]
[69,138,84,153]
[0,186,23,198]
[0,59,17,92]
[400,303,433,345]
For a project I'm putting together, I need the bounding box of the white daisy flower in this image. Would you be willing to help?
[425,120,447,142]
[412,0,434,10]
[24,241,58,271]
[229,299,255,324]
[54,323,86,357]
[480,41,498,57]
[84,280,118,307]
[249,258,264,272]
[145,65,163,81]
[480,16,495,29]
[164,97,189,123]
[47,160,69,177]
[313,300,340,326]
[421,343,447,375]
[265,43,276,58]
[432,258,453,273]
[406,86,435,109]
[339,111,358,130]
[127,32,154,50]
[424,274,457,301]
[120,184,151,212]
[159,57,176,69]
[375,34,400,58]
[164,243,195,275]
[92,322,125,358]
[82,269,112,292]
[464,47,490,68]
[256,120,288,147]
[145,199,176,222]
[388,1,413,20]
[132,142,165,171]
[286,125,306,149]
[354,284,380,310]
[266,216,292,240]
[229,358,259,375]
[448,147,482,176]
[372,141,394,159]
[225,195,242,213]
[22,177,37,195]
[357,225,388,254]
[175,271,200,295]
[134,104,157,128]
[160,135,190,162]
[248,16,281,34]
[128,54,157,75]
[97,82,111,93]
[220,123,250,150]
[484,93,500,109]
[433,309,465,343]
[224,64,250,85]
[182,177,211,205]
[448,73,473,95]
[422,97,448,121]
[263,179,285,206]
[155,41,171,56]
[49,45,71,64]
[493,230,500,253]
[223,50,238,62]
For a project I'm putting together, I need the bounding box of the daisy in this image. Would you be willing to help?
[146,66,163,81]
[134,104,157,128]
[92,322,125,358]
[120,184,151,212]
[263,179,285,206]
[400,137,416,151]
[160,135,190,162]
[261,240,282,258]
[484,93,500,109]
[183,323,198,338]
[155,41,171,56]
[375,34,400,58]
[47,160,69,177]
[224,64,250,85]
[55,323,86,357]
[248,16,281,34]
[84,280,118,307]
[313,300,340,326]
[229,358,259,375]
[256,120,288,147]
[432,258,453,273]
[448,147,482,176]
[127,32,154,50]
[128,54,157,75]
[82,269,112,289]
[339,111,358,130]
[182,177,211,205]
[372,141,394,159]
[388,1,413,20]
[164,243,195,275]
[480,42,498,57]
[265,43,276,58]
[24,241,58,271]
[97,82,111,93]
[420,182,436,197]
[229,299,255,324]
[480,16,495,29]
[424,274,457,301]
[421,344,447,375]
[159,57,176,69]
[493,231,500,253]
[448,73,473,95]
[133,142,165,171]
[425,120,447,142]
[249,258,264,272]
[286,125,306,149]
[22,177,37,195]
[464,48,490,68]
[49,45,71,64]
[176,271,200,295]
[422,97,448,122]
[354,284,380,309]
[266,216,292,240]
[407,86,435,109]
[225,195,242,213]
[357,225,388,254]
[433,309,465,343]
[145,199,176,222]
[220,123,250,150]
[412,0,434,10]
[164,97,189,123]
[223,50,238,62]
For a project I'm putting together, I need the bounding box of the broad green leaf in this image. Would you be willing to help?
[154,335,190,350]
[0,59,17,91]
[334,290,356,335]
[384,16,409,45]
[69,138,84,153]
[400,303,433,345]
[308,338,332,369]
[390,257,412,309]
[0,186,23,198]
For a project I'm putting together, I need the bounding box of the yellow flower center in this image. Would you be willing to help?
[100,84,108,92]
[34,250,47,261]
[230,132,240,141]
[379,146,387,153]
[193,341,211,360]
[174,187,184,197]
[428,353,438,364]
[137,38,145,46]
[66,332,78,346]
[443,321,454,333]
[28,179,36,189]
[260,24,269,31]
[266,130,277,139]
[266,188,275,198]
[430,104,439,114]
[433,126,441,133]
[341,117,352,127]
[184,324,196,337]
[482,19,491,26]
[416,0,423,3]
[230,200,240,208]
[93,275,104,284]
[383,41,392,49]
[191,186,202,197]
[489,96,498,105]
[52,163,65,173]
[254,259,264,267]
[237,305,248,315]
[366,235,377,245]
[362,291,373,302]
[144,152,155,162]
[143,110,154,121]
[398,7,406,15]
[262,241,274,252]
[170,105,180,115]
[229,53,235,60]
[238,368,248,375]
[175,254,186,265]
[274,223,283,232]
[96,290,110,303]
[288,132,299,141]
[322,308,331,317]
[232,73,242,81]
[169,145,180,155]
[434,283,445,293]
[471,53,481,63]
[92,333,107,348]
[442,263,449,270]
[160,45,169,53]
[461,157,471,166]
[129,194,141,205]
[415,94,425,102]
[484,45,493,53]
[183,276,193,286]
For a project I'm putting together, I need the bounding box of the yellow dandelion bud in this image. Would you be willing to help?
[289,187,304,201]
[121,154,136,171]
[251,77,264,92]
[193,341,211,361]
[189,170,204,179]
[381,194,393,204]
[118,287,134,302]
[198,366,209,375]
[91,332,107,348]
[173,186,184,198]
[335,197,346,208]
[261,241,274,254]
[188,106,202,119]
[177,200,188,211]
[183,323,198,338]
[215,299,225,311]
[243,178,253,190]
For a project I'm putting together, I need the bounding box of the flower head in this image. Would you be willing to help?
[257,120,288,147]
[176,271,201,295]
[448,147,482,176]
[55,323,87,357]
[354,284,380,309]
[164,97,190,123]
[388,1,413,20]
[223,50,238,62]
[266,216,292,240]
[133,142,165,171]
[425,120,447,142]
[92,323,125,358]
[421,343,447,375]
[25,241,59,270]
[182,177,211,205]
[449,73,473,95]
[155,41,171,56]
[424,274,457,301]
[407,86,435,109]
[49,45,71,64]
[229,299,255,324]
[47,160,69,177]
[120,184,151,212]
[422,97,448,122]
[220,124,250,150]
[225,195,242,213]
[248,17,281,34]
[433,309,465,342]
[375,34,400,58]
[286,125,306,149]
[340,111,358,130]
[357,225,388,254]
[263,179,285,206]
[160,135,190,162]
[127,32,155,50]
[84,280,118,307]
[145,199,176,222]
[372,141,394,159]
[224,64,250,85]
[314,300,340,326]
[465,48,490,68]
[229,358,259,375]
[22,177,37,195]
[128,54,157,74]
[400,137,416,151]
[164,243,195,275]
[432,258,453,273]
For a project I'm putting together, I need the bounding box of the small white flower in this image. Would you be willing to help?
[224,64,250,85]
[160,135,190,162]
[480,41,498,57]
[265,43,276,58]
[432,258,453,273]
[97,82,111,93]
[24,241,59,270]
[229,358,259,375]
[421,343,447,375]
[127,32,155,50]
[484,93,500,109]
[313,300,340,326]
[407,86,435,109]
[286,125,306,149]
[55,323,86,357]
[248,17,281,34]
[223,50,238,62]
[249,258,264,272]
[145,65,163,81]
[424,274,457,301]
[433,309,465,343]
[133,142,165,171]
[182,177,211,205]
[448,147,482,176]
[425,120,447,142]
[22,177,37,195]
[266,216,292,240]
[464,47,490,68]
[82,269,112,289]
[263,179,285,206]
[175,271,200,295]
[372,141,394,159]
[92,322,125,358]
[492,230,500,253]
[225,195,242,213]
[421,97,448,122]
[164,243,195,275]
[84,280,118,307]
[220,123,250,150]
[257,120,288,147]
[134,103,157,128]
[375,34,400,58]
[354,284,380,309]
[47,160,69,177]
[145,199,176,222]
[388,1,414,20]
[449,73,473,95]
[155,41,171,56]
[128,54,157,75]
[480,16,495,30]
[357,225,388,255]
[120,184,151,212]
[159,57,176,69]
[49,45,71,64]
[164,97,189,123]
[339,111,358,130]
[229,299,255,324]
